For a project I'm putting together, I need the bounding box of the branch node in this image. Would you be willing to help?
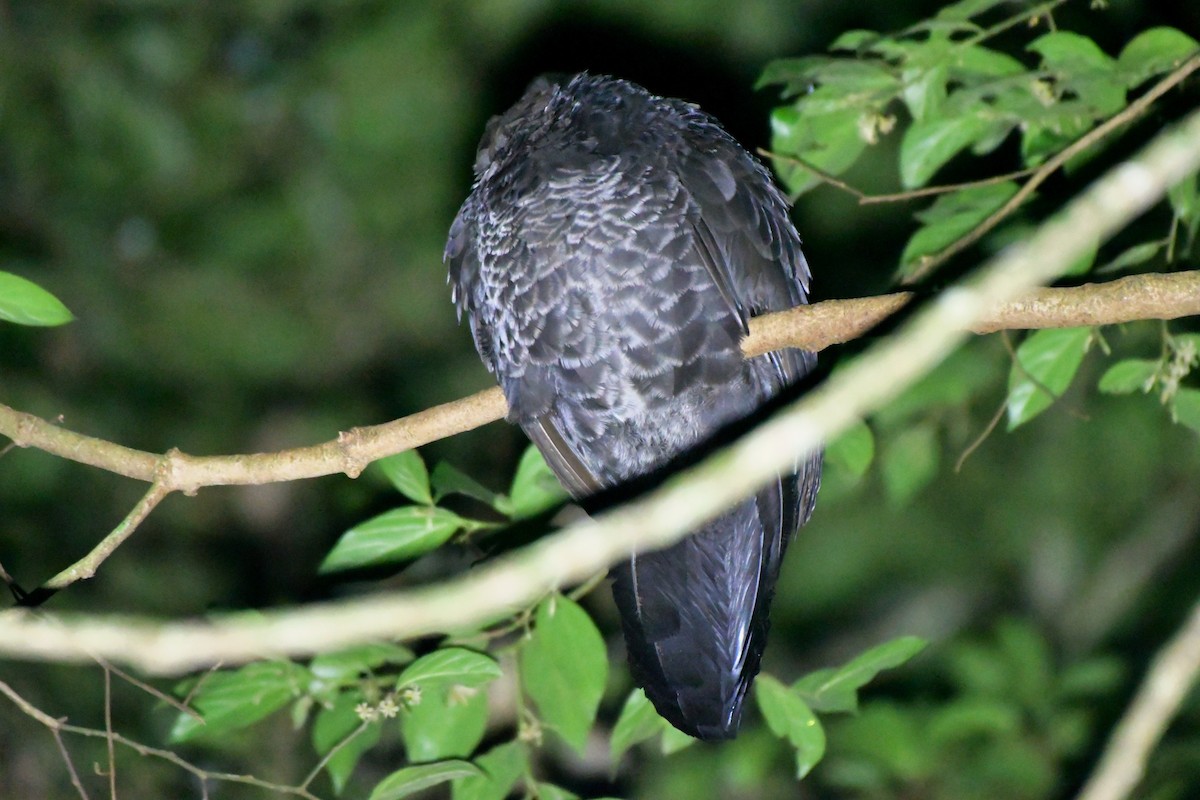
[336,429,367,479]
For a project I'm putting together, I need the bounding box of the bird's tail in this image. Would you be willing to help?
[610,479,795,740]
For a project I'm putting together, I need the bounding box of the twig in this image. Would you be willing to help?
[0,678,327,800]
[904,51,1200,283]
[43,481,170,592]
[760,147,1035,205]
[1,103,1198,674]
[1075,596,1200,800]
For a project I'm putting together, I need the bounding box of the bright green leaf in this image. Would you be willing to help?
[901,64,948,122]
[312,691,380,794]
[1098,359,1158,395]
[375,451,433,505]
[1028,31,1116,73]
[1172,388,1200,434]
[401,683,489,761]
[520,595,608,752]
[794,637,927,714]
[829,29,878,52]
[755,675,826,778]
[171,661,309,742]
[431,461,501,507]
[611,689,666,763]
[770,105,867,196]
[825,420,875,478]
[956,45,1026,78]
[880,424,940,506]
[452,741,526,800]
[369,760,482,800]
[1006,327,1093,429]
[899,182,1020,275]
[899,113,990,188]
[310,642,415,684]
[1117,27,1200,87]
[320,506,464,573]
[0,271,74,326]
[397,647,502,691]
[496,446,568,520]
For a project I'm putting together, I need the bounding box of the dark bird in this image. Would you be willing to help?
[446,73,821,740]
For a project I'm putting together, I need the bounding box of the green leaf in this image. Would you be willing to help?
[312,691,380,794]
[1006,327,1093,429]
[899,182,1020,276]
[660,724,697,755]
[519,595,608,752]
[1169,173,1199,223]
[1172,388,1200,434]
[171,661,309,742]
[955,45,1026,78]
[0,271,74,326]
[825,420,875,478]
[755,675,826,779]
[397,647,502,691]
[320,506,465,573]
[431,461,501,507]
[369,760,483,800]
[496,446,568,520]
[899,113,990,188]
[1098,359,1158,395]
[401,683,489,761]
[1117,27,1200,87]
[611,689,667,763]
[1097,241,1164,275]
[769,105,867,195]
[829,30,878,52]
[936,0,1010,21]
[793,636,927,714]
[310,642,415,684]
[927,697,1021,746]
[879,424,939,506]
[375,451,433,505]
[901,64,948,122]
[534,784,579,800]
[756,56,833,94]
[1028,31,1116,73]
[452,741,526,800]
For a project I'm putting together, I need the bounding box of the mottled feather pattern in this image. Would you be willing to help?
[446,73,822,739]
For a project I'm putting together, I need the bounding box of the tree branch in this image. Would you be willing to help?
[2,271,1197,494]
[1075,595,1200,800]
[1,103,1198,673]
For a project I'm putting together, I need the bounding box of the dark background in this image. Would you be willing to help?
[2,1,1199,797]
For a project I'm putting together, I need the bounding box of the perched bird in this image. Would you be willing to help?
[446,73,821,740]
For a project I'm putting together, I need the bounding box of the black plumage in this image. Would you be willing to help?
[446,73,821,740]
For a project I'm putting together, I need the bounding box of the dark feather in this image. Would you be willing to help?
[445,73,822,740]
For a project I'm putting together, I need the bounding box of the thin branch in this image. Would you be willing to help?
[904,51,1200,283]
[1075,596,1200,800]
[44,481,170,592]
[760,147,1035,205]
[1,103,1197,674]
[0,678,327,800]
[0,271,1195,496]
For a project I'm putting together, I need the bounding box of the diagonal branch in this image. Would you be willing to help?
[1,102,1198,673]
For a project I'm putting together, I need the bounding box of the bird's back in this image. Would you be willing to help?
[446,73,821,739]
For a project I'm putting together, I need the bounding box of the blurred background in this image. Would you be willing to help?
[2,1,1199,798]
